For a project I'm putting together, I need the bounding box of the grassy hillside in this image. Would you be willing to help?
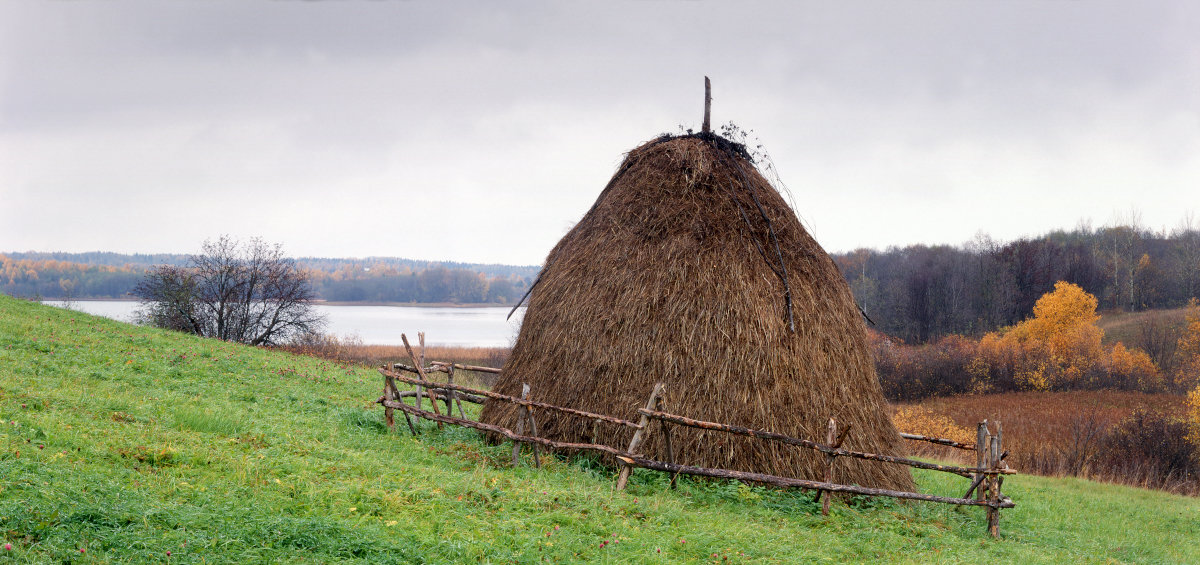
[1097,306,1191,347]
[1,295,1197,563]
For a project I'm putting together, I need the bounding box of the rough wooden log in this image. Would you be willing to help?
[391,363,448,375]
[382,374,396,431]
[615,456,1015,509]
[380,399,632,458]
[381,368,641,429]
[900,432,975,451]
[637,409,1014,477]
[617,383,665,491]
[429,361,503,375]
[395,389,486,405]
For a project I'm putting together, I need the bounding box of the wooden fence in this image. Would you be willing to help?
[375,334,1016,537]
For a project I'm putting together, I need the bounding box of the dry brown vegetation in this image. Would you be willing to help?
[893,391,1199,495]
[276,334,507,387]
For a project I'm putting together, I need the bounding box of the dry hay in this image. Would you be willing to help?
[479,132,914,491]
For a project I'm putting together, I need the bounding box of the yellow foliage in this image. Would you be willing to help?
[1105,342,1162,391]
[1189,386,1200,446]
[1173,298,1200,392]
[974,281,1105,391]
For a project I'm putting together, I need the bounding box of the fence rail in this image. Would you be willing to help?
[376,333,1016,538]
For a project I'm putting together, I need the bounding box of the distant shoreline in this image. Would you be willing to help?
[316,301,519,308]
[44,298,518,309]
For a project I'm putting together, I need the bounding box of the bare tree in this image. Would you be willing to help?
[134,236,325,346]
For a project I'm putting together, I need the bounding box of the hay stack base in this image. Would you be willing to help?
[480,133,914,491]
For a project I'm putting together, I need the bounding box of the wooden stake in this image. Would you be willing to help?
[402,334,442,428]
[525,386,541,469]
[822,418,837,516]
[447,365,467,418]
[654,391,678,489]
[702,76,712,133]
[382,370,396,431]
[443,364,455,415]
[976,421,989,501]
[988,422,1003,538]
[617,383,665,491]
[512,383,529,466]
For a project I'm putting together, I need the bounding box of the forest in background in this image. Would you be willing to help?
[0,252,538,305]
[832,218,1200,344]
[4,217,1198,320]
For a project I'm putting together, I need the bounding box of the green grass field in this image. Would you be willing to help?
[1,294,1197,563]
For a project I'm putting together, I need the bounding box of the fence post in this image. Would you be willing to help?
[383,368,396,431]
[524,384,541,468]
[616,383,665,491]
[654,390,678,489]
[444,365,456,416]
[822,419,837,516]
[988,421,1003,538]
[512,383,530,466]
[975,421,989,501]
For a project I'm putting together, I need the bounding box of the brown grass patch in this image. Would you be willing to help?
[277,334,507,388]
[894,391,1198,495]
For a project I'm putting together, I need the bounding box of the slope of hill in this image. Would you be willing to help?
[1,295,1197,563]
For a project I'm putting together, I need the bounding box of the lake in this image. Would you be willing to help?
[42,300,524,347]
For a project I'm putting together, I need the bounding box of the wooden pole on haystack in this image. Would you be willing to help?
[702,76,712,133]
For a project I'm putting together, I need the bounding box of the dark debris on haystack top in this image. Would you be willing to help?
[479,119,914,492]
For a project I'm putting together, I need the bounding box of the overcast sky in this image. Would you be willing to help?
[2,1,1197,265]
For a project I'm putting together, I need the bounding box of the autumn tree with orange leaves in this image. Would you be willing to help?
[967,281,1160,392]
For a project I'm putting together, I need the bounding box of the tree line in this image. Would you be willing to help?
[8,215,1198,321]
[834,217,1200,344]
[2,252,536,305]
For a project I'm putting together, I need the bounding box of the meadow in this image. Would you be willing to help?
[2,294,1199,563]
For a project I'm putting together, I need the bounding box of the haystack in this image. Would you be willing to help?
[479,131,913,491]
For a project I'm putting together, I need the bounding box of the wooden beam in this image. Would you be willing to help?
[381,368,642,429]
[615,456,1015,509]
[637,408,1014,477]
[380,399,632,459]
